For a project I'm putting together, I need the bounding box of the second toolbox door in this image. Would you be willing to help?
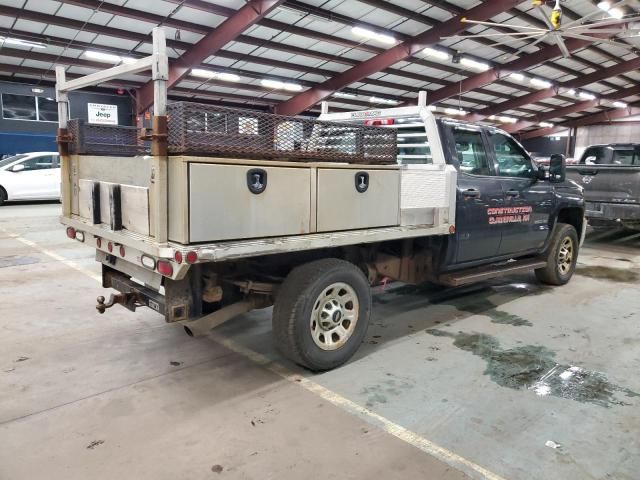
[316,168,400,232]
[189,163,311,242]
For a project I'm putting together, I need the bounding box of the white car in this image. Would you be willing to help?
[0,152,61,205]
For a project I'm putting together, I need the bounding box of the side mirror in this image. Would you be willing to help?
[549,154,566,183]
[11,164,25,173]
[536,167,547,181]
[584,155,597,165]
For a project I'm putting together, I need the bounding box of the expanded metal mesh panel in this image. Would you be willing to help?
[166,102,397,164]
[68,119,142,156]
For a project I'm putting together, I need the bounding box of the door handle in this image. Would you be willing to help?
[577,170,598,176]
[505,189,520,197]
[462,188,481,198]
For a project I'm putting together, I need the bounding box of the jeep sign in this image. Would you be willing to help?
[88,103,118,125]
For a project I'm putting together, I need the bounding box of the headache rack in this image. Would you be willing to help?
[65,102,397,164]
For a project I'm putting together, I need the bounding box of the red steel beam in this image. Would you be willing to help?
[504,84,640,133]
[426,32,612,106]
[136,0,284,113]
[519,105,640,139]
[466,56,640,122]
[273,0,523,116]
[2,4,540,109]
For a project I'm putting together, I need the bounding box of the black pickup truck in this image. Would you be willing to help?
[64,108,586,371]
[567,143,640,230]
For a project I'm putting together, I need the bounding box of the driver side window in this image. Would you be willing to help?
[452,128,490,176]
[490,132,535,178]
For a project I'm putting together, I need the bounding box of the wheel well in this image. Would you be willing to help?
[0,185,6,200]
[557,207,583,238]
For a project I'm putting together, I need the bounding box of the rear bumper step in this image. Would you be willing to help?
[438,258,547,287]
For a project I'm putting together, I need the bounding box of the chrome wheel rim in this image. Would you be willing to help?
[557,237,574,275]
[310,282,359,351]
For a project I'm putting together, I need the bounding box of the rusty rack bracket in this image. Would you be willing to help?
[56,127,72,156]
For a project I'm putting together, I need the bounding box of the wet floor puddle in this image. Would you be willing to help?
[576,265,639,283]
[0,255,40,268]
[375,283,538,327]
[427,329,639,408]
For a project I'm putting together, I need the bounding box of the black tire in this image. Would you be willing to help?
[0,187,6,206]
[272,258,372,371]
[535,223,579,285]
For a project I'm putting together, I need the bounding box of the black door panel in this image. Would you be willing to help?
[448,125,504,263]
[487,130,555,255]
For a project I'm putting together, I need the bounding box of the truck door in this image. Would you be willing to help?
[447,124,504,263]
[487,130,554,255]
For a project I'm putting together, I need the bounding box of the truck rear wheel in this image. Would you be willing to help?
[273,258,371,371]
[535,223,578,285]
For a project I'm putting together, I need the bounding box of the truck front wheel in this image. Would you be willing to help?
[272,259,372,371]
[535,223,579,286]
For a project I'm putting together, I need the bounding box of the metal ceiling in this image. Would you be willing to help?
[0,0,638,138]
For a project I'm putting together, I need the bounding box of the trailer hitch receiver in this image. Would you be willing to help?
[96,292,144,314]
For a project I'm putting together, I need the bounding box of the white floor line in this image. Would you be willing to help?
[4,228,507,480]
[0,228,101,282]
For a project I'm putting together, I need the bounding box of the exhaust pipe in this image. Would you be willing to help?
[182,297,266,338]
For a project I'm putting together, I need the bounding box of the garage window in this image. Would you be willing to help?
[2,94,59,122]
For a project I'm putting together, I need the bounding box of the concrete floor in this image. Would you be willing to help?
[1,203,639,480]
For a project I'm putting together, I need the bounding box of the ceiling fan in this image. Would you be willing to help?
[442,0,640,60]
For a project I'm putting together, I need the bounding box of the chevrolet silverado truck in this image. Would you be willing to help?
[567,143,640,230]
[55,29,585,371]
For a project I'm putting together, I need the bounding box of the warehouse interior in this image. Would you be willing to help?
[1,1,639,479]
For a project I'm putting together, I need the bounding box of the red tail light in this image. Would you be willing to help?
[96,237,102,248]
[66,227,76,239]
[174,251,183,263]
[186,251,198,264]
[157,260,173,277]
[119,246,126,257]
[107,242,113,253]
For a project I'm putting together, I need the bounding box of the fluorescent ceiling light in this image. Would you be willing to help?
[444,108,468,116]
[530,77,552,89]
[498,116,518,124]
[566,89,577,96]
[0,36,47,49]
[579,91,597,100]
[333,92,358,99]
[428,105,437,111]
[191,68,217,78]
[283,82,303,92]
[539,122,554,128]
[460,57,490,71]
[423,47,450,60]
[31,87,44,94]
[351,26,395,45]
[217,72,241,82]
[261,79,284,89]
[84,50,125,63]
[608,7,624,18]
[597,1,611,11]
[508,72,526,82]
[613,101,628,108]
[369,96,398,105]
[191,69,240,82]
[261,79,302,91]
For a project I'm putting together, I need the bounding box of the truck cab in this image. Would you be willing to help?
[438,120,584,271]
